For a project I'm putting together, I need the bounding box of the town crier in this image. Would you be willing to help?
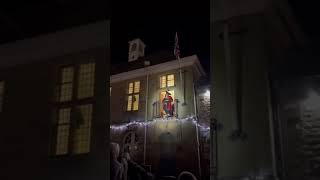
[162,91,174,117]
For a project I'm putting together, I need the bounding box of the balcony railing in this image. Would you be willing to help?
[152,99,179,118]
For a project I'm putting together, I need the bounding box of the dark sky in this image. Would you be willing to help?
[0,1,108,45]
[111,1,210,74]
[287,1,318,42]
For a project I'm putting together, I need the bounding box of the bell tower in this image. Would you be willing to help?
[128,38,146,62]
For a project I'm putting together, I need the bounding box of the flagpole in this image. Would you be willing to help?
[175,32,185,105]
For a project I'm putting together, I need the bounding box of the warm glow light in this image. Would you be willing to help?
[204,90,210,97]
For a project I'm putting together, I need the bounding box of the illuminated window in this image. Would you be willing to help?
[55,108,71,155]
[59,67,74,102]
[77,63,95,99]
[54,62,95,156]
[127,81,140,111]
[160,74,175,88]
[73,104,92,154]
[0,81,4,112]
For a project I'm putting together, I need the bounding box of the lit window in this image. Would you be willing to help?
[128,83,134,94]
[0,81,4,112]
[55,108,71,155]
[127,81,140,111]
[134,81,140,93]
[127,95,132,111]
[160,74,175,88]
[59,67,74,102]
[73,104,92,154]
[54,62,95,156]
[77,63,95,99]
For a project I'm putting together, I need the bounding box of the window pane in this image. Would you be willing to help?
[128,83,133,94]
[58,108,71,124]
[127,95,132,111]
[56,125,70,155]
[61,67,74,83]
[167,74,174,87]
[134,81,140,93]
[56,108,71,155]
[160,76,166,88]
[59,83,73,102]
[73,104,92,154]
[133,95,139,111]
[77,63,95,99]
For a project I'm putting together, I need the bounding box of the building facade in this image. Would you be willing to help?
[211,0,306,179]
[0,21,109,180]
[110,39,210,179]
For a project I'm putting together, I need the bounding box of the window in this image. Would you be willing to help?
[55,108,71,155]
[73,104,92,154]
[160,74,175,88]
[127,81,140,111]
[77,63,95,99]
[54,62,95,156]
[59,66,74,102]
[0,81,4,112]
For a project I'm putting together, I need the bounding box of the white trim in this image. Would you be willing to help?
[110,55,206,83]
[0,21,109,68]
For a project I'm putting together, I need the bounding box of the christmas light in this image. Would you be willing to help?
[110,116,210,132]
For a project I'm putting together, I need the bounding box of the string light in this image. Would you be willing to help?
[110,116,210,132]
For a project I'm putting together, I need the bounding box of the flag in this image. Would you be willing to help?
[174,32,180,59]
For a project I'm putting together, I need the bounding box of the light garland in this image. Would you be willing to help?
[110,116,210,132]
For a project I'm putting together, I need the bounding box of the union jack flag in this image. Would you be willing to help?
[174,32,180,59]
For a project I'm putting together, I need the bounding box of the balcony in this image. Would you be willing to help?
[152,99,180,118]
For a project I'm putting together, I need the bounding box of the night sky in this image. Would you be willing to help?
[0,1,108,45]
[287,1,318,42]
[111,1,210,74]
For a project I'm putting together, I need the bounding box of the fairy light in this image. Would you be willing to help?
[110,116,210,132]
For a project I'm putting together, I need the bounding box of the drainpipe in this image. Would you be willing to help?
[223,21,237,135]
[193,82,202,179]
[144,61,150,165]
[265,72,280,180]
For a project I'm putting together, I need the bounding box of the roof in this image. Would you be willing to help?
[111,50,176,75]
[111,55,206,83]
[0,21,109,68]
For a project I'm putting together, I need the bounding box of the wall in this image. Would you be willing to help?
[212,14,273,179]
[110,65,198,124]
[0,47,109,180]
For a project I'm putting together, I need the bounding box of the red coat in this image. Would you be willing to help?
[163,95,173,111]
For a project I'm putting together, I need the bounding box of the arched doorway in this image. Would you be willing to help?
[158,132,177,176]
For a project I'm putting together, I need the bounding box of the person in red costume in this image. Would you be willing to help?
[162,91,174,117]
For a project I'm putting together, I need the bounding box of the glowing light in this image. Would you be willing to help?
[204,90,210,97]
[110,116,210,132]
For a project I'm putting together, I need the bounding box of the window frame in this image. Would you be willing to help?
[160,74,175,88]
[126,81,140,112]
[52,61,95,157]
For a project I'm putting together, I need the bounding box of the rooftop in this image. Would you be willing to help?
[111,50,176,75]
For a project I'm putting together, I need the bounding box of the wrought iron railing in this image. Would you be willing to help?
[152,99,179,118]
